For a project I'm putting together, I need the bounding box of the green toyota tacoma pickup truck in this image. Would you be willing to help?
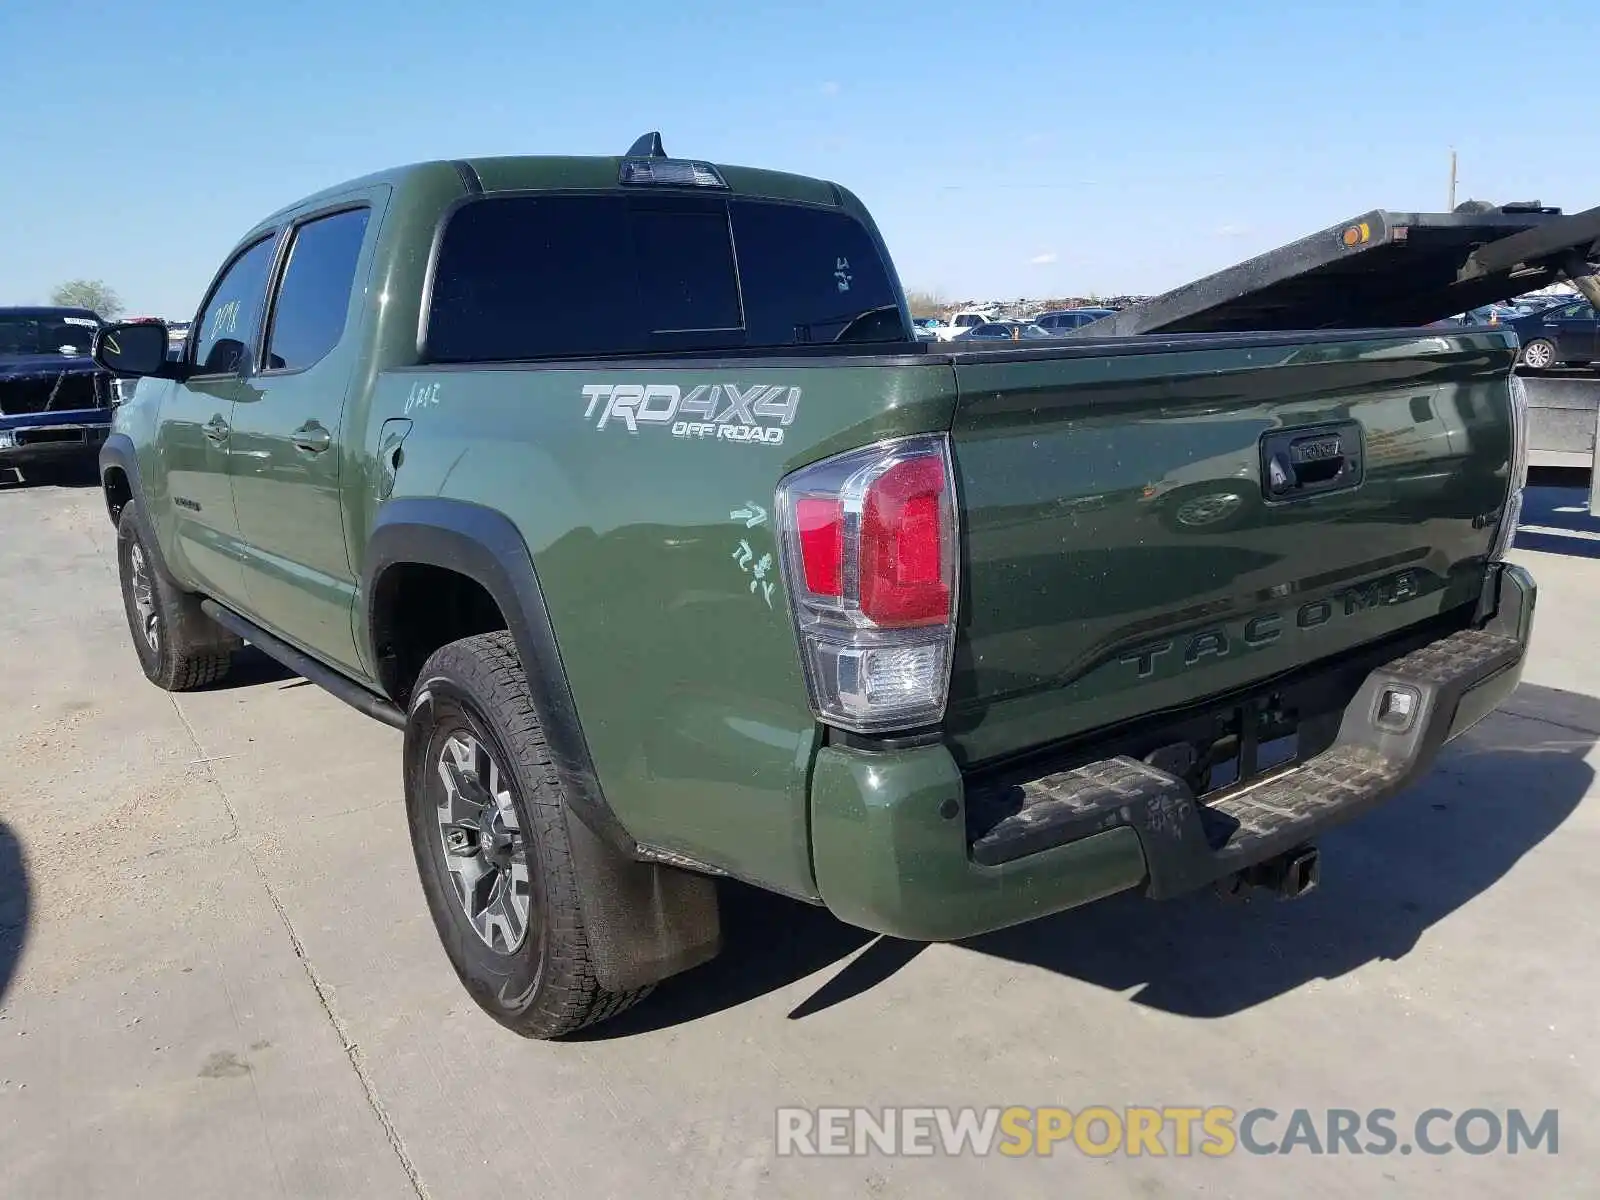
[95,135,1536,1038]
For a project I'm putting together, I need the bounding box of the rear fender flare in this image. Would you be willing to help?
[362,498,636,855]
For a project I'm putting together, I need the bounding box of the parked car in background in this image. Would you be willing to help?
[934,310,1004,340]
[964,321,1056,340]
[1505,294,1578,320]
[166,321,191,361]
[1508,299,1598,369]
[1035,307,1117,332]
[0,306,116,471]
[1442,306,1503,326]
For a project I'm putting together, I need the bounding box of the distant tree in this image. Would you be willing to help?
[904,288,948,318]
[49,279,123,320]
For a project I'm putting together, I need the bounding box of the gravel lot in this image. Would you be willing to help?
[1,473,1596,1198]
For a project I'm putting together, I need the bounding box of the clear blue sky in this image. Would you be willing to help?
[2,0,1594,316]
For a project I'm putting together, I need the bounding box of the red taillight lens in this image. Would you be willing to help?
[859,456,949,627]
[795,496,844,598]
[775,434,959,734]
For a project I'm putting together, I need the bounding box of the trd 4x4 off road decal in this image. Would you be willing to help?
[582,383,801,446]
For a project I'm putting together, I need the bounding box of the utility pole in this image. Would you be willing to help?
[1447,148,1458,210]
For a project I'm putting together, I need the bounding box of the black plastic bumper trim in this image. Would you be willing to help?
[967,564,1535,897]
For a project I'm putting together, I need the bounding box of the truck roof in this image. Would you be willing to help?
[258,144,848,229]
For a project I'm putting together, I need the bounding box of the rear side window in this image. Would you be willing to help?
[264,207,371,372]
[425,194,906,362]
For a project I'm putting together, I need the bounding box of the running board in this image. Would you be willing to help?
[198,599,406,730]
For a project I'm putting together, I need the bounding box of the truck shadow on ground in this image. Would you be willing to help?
[0,460,101,491]
[212,645,300,690]
[1515,482,1600,560]
[581,682,1592,1037]
[0,819,30,1005]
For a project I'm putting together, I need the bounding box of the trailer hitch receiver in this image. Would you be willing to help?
[1226,844,1322,900]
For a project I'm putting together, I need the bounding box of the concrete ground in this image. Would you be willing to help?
[1,473,1595,1198]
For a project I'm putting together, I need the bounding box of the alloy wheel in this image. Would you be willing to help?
[435,731,532,954]
[129,542,159,652]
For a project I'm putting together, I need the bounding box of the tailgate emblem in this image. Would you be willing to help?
[1290,434,1343,463]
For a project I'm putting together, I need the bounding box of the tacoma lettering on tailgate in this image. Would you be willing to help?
[1120,569,1421,678]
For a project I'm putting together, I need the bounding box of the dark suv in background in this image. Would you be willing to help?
[0,307,117,473]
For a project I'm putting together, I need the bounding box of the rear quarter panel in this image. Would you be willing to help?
[363,359,957,897]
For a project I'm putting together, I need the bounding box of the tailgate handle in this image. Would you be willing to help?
[1288,436,1345,483]
[1262,422,1362,500]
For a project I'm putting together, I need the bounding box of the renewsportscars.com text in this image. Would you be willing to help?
[775,1106,1559,1158]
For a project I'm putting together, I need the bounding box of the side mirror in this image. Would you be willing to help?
[94,321,175,378]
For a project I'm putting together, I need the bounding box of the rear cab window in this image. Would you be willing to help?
[424,192,908,362]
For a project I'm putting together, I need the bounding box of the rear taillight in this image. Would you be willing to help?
[776,434,958,733]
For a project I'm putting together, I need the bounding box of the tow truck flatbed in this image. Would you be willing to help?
[1074,200,1600,512]
[1076,203,1600,336]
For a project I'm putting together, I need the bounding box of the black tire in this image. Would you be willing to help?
[404,631,651,1039]
[1520,338,1558,370]
[115,503,238,690]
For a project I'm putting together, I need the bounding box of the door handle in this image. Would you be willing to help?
[292,421,332,454]
[202,415,230,444]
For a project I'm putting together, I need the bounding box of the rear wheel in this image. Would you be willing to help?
[404,631,652,1038]
[115,504,238,690]
[1520,338,1557,370]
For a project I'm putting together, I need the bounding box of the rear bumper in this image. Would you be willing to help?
[809,562,1535,941]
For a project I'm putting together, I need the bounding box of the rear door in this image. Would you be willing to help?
[160,234,278,599]
[1559,302,1598,361]
[228,201,376,672]
[943,332,1515,767]
[1537,301,1597,363]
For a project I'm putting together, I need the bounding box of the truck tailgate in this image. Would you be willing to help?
[945,329,1517,767]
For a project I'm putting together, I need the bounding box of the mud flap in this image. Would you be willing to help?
[563,807,722,992]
